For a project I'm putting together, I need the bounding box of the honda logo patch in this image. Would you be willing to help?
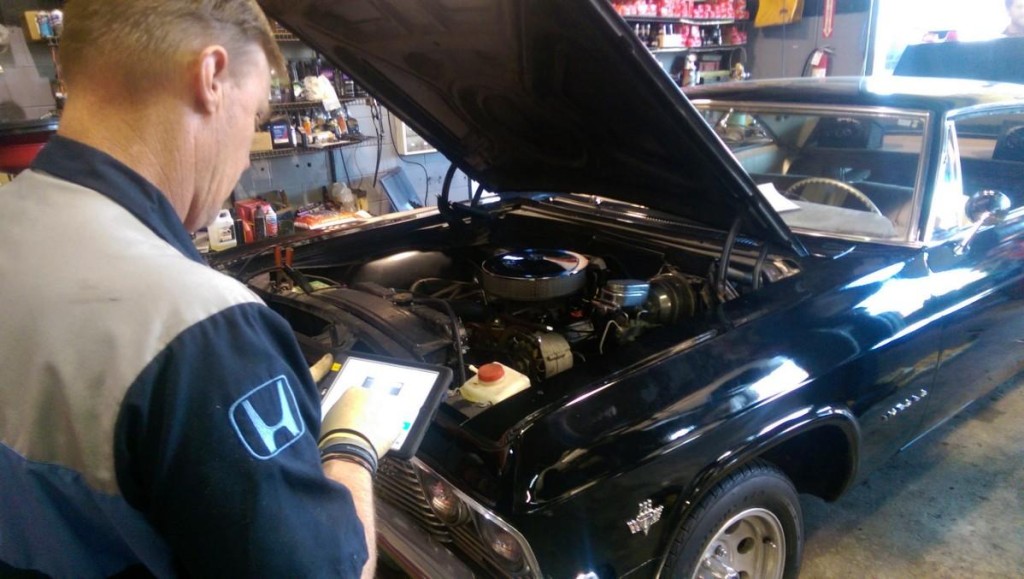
[229,375,305,460]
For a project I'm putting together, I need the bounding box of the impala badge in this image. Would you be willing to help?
[626,500,664,536]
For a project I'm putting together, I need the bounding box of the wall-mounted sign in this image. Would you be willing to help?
[822,0,836,38]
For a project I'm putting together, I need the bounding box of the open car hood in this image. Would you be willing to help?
[259,0,804,254]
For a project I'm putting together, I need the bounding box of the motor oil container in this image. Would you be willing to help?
[460,362,530,405]
[263,203,278,237]
[208,209,237,251]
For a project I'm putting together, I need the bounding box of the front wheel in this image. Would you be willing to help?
[663,460,802,579]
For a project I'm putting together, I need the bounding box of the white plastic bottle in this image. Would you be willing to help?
[208,209,237,251]
[330,182,356,212]
[263,203,278,237]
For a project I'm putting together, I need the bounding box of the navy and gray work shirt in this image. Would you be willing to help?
[0,136,367,577]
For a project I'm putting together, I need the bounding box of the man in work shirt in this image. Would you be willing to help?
[0,1,400,576]
[1005,0,1024,36]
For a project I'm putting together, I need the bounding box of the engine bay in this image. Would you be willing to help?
[240,206,796,412]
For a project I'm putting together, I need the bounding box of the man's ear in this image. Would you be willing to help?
[193,45,230,115]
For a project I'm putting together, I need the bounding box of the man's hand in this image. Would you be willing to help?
[320,385,405,460]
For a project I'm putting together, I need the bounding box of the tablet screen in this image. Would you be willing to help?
[320,353,451,458]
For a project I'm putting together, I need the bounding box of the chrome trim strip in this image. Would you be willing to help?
[376,497,475,579]
[691,101,932,120]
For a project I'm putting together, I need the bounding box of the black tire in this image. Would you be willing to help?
[663,460,802,579]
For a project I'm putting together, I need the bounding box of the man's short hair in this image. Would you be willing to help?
[61,0,285,90]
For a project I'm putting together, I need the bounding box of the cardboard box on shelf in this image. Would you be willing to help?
[23,11,43,41]
[251,131,273,152]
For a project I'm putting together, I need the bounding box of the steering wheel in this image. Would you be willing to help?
[785,177,883,215]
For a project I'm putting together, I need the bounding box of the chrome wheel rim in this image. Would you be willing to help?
[691,507,785,579]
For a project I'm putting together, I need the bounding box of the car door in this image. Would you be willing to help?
[914,109,1024,437]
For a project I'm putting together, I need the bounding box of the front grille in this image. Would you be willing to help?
[376,458,452,542]
[375,458,528,577]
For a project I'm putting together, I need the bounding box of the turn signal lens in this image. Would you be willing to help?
[479,515,526,571]
[411,459,540,576]
[421,472,468,524]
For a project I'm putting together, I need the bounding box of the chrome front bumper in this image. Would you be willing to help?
[375,498,475,579]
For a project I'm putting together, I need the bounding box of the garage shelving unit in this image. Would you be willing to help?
[250,98,374,163]
[248,135,373,162]
[614,0,750,84]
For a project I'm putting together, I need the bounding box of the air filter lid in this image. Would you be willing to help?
[481,249,589,301]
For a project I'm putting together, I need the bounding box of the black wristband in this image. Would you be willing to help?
[319,427,378,457]
[322,452,376,477]
[320,440,379,475]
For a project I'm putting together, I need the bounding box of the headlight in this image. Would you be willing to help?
[421,471,469,525]
[478,514,527,572]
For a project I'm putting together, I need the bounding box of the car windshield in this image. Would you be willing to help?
[696,104,929,242]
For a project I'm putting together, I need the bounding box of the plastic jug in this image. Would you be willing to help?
[330,182,356,212]
[208,209,237,252]
[460,362,530,405]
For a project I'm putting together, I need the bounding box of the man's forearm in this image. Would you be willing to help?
[324,460,376,579]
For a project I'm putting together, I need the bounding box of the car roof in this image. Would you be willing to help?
[684,77,1024,113]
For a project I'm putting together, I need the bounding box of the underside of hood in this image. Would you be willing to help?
[259,0,803,254]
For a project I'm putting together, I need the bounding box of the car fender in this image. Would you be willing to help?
[650,404,860,578]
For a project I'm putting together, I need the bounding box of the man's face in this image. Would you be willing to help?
[188,47,271,232]
[1010,0,1024,29]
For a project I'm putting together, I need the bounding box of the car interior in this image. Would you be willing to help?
[960,124,1024,208]
[725,115,919,239]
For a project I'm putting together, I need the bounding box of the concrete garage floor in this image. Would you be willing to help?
[799,377,1024,578]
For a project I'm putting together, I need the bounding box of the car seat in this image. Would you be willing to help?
[992,126,1024,162]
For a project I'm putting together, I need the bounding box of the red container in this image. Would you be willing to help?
[0,119,58,173]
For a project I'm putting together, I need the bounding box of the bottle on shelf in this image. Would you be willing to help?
[342,73,356,98]
[343,103,360,135]
[301,115,313,139]
[263,203,278,238]
[334,109,348,134]
[682,53,700,86]
[208,209,237,252]
[289,60,303,100]
[233,217,246,247]
[254,206,267,241]
[329,182,357,212]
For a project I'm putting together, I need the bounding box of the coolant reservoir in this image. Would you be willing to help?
[460,362,530,405]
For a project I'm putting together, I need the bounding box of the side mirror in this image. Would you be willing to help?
[955,190,1012,256]
[965,190,1011,222]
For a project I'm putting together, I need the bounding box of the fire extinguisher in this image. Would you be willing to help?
[803,47,834,77]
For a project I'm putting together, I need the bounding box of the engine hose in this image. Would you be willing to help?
[716,218,742,302]
[752,245,769,291]
[438,163,459,217]
[412,296,467,387]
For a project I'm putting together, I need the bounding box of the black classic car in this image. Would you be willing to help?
[230,1,1024,577]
